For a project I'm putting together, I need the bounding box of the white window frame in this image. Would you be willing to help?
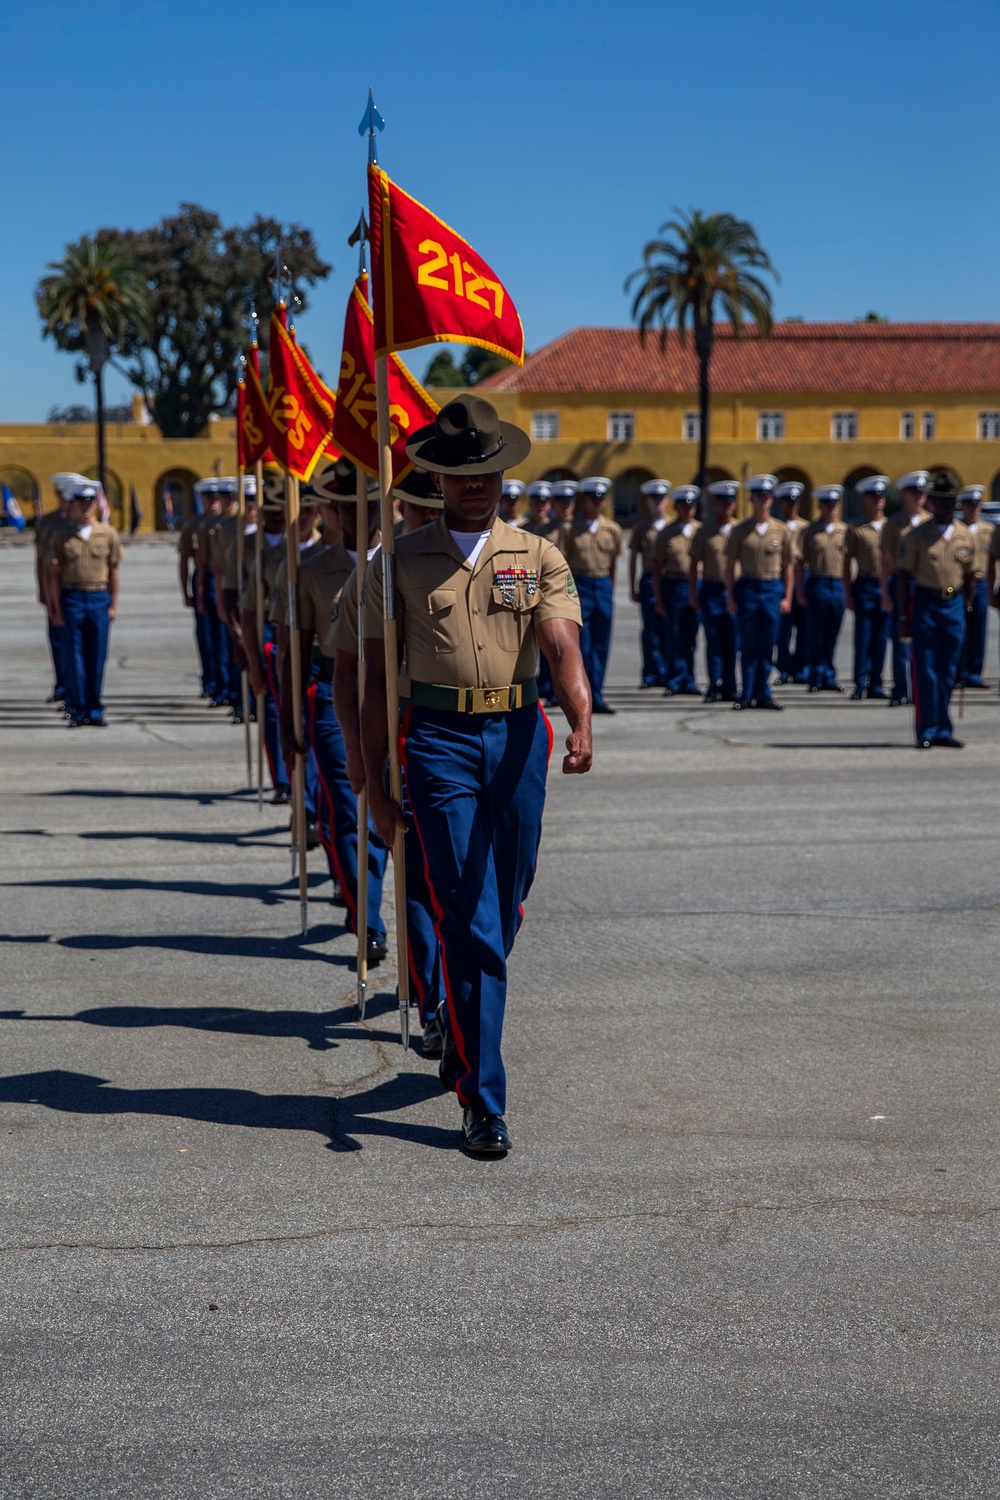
[531,410,560,442]
[832,411,858,441]
[921,411,936,441]
[757,410,785,442]
[607,410,635,443]
[979,411,1000,441]
[683,411,701,442]
[900,410,915,440]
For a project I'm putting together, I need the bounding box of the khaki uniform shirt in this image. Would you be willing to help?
[653,519,701,578]
[725,518,792,580]
[965,520,995,579]
[178,514,199,568]
[882,507,927,572]
[239,533,288,617]
[52,523,123,590]
[523,520,562,546]
[630,517,668,574]
[362,515,582,689]
[191,514,217,571]
[563,515,622,578]
[36,510,72,565]
[689,522,734,585]
[271,535,323,627]
[223,527,258,593]
[898,520,976,592]
[297,541,355,649]
[845,520,885,579]
[330,567,362,659]
[801,519,848,577]
[783,516,807,562]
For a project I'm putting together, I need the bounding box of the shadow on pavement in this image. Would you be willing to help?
[0,997,404,1051]
[37,788,261,807]
[47,929,353,964]
[0,1068,453,1152]
[7,875,327,907]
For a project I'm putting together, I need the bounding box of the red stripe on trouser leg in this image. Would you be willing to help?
[398,708,474,1107]
[308,692,359,933]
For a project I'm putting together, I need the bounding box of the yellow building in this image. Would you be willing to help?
[4,324,1000,529]
[478,322,1000,520]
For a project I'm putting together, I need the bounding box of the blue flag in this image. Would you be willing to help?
[1,483,26,532]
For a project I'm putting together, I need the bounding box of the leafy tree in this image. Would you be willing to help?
[37,238,150,493]
[423,346,515,388]
[626,210,777,490]
[97,205,331,437]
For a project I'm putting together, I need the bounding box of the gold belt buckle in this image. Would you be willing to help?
[943,585,955,599]
[471,686,510,713]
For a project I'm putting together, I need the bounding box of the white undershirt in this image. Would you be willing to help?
[586,519,600,534]
[681,522,694,538]
[939,524,955,541]
[824,522,835,534]
[872,519,884,532]
[969,522,979,534]
[346,546,379,564]
[720,522,732,537]
[755,522,769,537]
[652,517,667,532]
[449,529,492,568]
[78,524,93,540]
[243,523,258,536]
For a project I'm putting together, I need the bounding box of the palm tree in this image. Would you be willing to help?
[626,210,778,492]
[37,238,150,494]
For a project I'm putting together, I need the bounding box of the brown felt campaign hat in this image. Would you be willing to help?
[405,396,531,477]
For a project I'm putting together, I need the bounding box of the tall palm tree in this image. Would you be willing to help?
[37,238,150,494]
[626,210,778,492]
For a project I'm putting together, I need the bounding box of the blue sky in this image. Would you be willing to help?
[2,0,998,420]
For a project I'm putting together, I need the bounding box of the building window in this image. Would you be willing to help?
[832,411,858,441]
[607,410,635,442]
[531,410,559,442]
[757,410,785,441]
[900,410,915,440]
[683,411,701,442]
[979,412,1000,440]
[921,411,936,440]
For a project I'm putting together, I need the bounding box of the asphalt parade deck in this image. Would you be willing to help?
[1,538,999,1499]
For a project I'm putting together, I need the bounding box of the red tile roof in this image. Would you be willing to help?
[482,324,1000,396]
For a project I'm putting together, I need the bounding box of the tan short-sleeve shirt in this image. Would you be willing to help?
[801,520,848,577]
[223,527,257,593]
[239,533,287,616]
[965,520,995,578]
[298,541,354,644]
[630,517,668,573]
[845,520,884,579]
[270,536,322,627]
[563,516,622,577]
[178,515,199,567]
[653,518,700,577]
[783,516,807,562]
[53,523,123,590]
[725,518,792,580]
[689,523,733,584]
[898,520,976,591]
[363,515,582,688]
[882,507,927,570]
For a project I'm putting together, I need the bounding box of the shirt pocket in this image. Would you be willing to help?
[427,588,458,654]
[490,583,539,651]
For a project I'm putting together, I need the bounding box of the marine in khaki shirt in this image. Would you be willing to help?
[897,518,976,598]
[689,520,733,589]
[725,516,793,582]
[799,516,848,578]
[50,517,123,593]
[844,518,884,582]
[360,397,592,1157]
[652,514,701,580]
[880,498,928,606]
[563,511,622,578]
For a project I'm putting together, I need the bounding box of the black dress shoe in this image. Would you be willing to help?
[330,879,346,908]
[731,699,748,711]
[808,685,821,693]
[775,672,791,685]
[270,788,291,806]
[638,681,657,690]
[461,1109,511,1155]
[756,698,783,711]
[306,820,320,851]
[703,689,719,704]
[889,696,908,707]
[366,930,388,966]
[45,691,65,704]
[917,737,934,750]
[88,716,107,727]
[420,1014,444,1058]
[867,687,888,700]
[936,736,965,749]
[850,688,865,701]
[437,1002,461,1093]
[822,684,845,693]
[592,702,616,715]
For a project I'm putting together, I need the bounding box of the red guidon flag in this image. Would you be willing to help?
[368,164,524,364]
[243,344,274,467]
[267,310,339,480]
[332,272,439,480]
[235,377,247,468]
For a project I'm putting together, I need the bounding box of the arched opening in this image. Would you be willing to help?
[774,466,814,521]
[82,467,124,531]
[154,468,199,530]
[842,466,881,524]
[612,466,655,526]
[0,465,40,524]
[990,470,1000,507]
[539,466,578,484]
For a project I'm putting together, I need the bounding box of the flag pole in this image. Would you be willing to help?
[284,467,310,934]
[254,457,266,811]
[355,460,370,1019]
[235,444,253,791]
[360,88,411,1048]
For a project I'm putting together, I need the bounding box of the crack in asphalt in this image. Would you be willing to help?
[2,1196,997,1256]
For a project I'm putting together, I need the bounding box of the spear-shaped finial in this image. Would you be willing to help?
[348,210,369,275]
[358,87,385,165]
